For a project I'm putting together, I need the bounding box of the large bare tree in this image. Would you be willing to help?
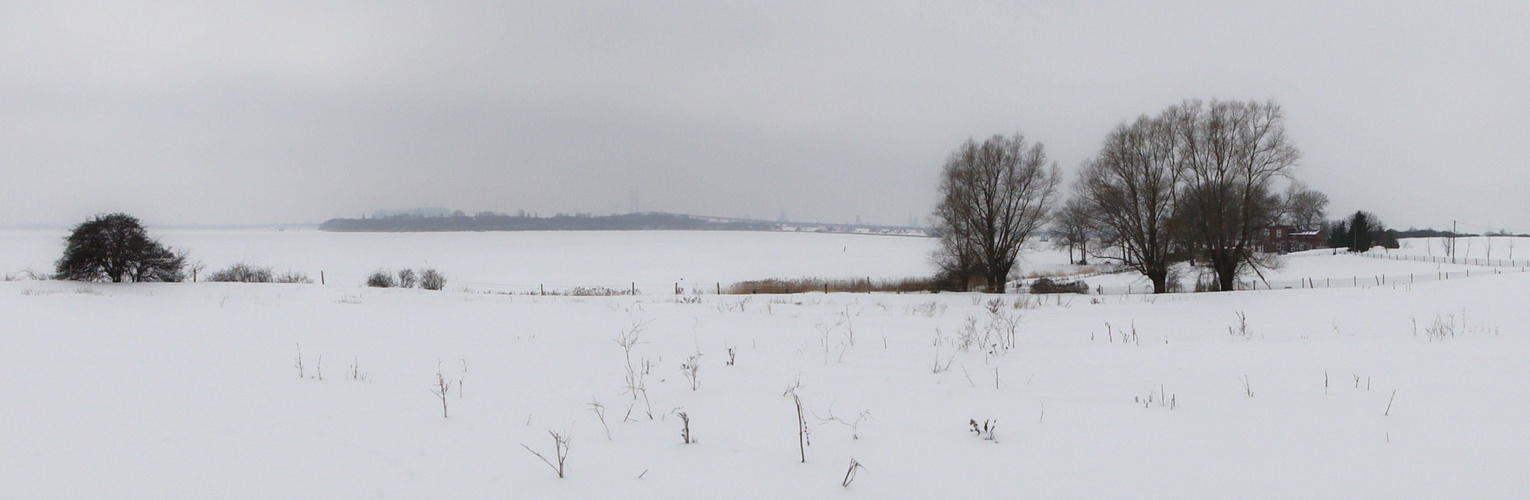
[1174,99,1300,291]
[934,134,1061,293]
[1075,113,1184,293]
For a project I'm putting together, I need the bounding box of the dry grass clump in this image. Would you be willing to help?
[725,276,933,294]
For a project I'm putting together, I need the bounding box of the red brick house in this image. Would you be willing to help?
[1261,225,1325,253]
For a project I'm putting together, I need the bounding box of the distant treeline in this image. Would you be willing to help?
[318,212,777,232]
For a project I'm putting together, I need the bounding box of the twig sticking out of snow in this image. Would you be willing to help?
[521,430,571,478]
[969,419,997,442]
[842,458,866,487]
[432,361,452,418]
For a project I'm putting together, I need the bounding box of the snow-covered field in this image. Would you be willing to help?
[0,229,939,293]
[4,231,1529,498]
[1386,235,1530,262]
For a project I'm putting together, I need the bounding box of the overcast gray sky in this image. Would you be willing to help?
[2,1,1526,232]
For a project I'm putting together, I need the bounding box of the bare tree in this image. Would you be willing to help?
[1282,181,1329,231]
[930,218,981,291]
[1174,99,1300,291]
[933,134,1062,293]
[1051,196,1094,266]
[1075,113,1184,293]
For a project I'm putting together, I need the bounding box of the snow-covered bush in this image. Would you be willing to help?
[397,268,418,288]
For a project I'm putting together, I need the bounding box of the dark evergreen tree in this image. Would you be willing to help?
[1326,220,1349,249]
[1347,211,1375,252]
[54,213,187,282]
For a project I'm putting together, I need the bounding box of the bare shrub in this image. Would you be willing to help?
[366,269,396,288]
[5,268,50,281]
[275,271,312,284]
[419,268,446,290]
[1029,278,1088,294]
[208,263,274,283]
[397,268,418,288]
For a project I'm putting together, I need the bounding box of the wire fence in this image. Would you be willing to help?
[1360,251,1530,268]
[1089,267,1529,295]
[1085,251,1530,296]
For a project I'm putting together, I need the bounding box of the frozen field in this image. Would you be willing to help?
[3,231,1529,498]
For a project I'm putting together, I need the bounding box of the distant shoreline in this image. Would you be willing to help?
[317,211,934,237]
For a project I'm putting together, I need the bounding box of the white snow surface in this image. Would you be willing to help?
[1,229,939,292]
[3,231,1530,498]
[1374,236,1530,264]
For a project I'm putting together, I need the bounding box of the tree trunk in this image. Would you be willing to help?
[1214,258,1239,292]
[1147,270,1169,294]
